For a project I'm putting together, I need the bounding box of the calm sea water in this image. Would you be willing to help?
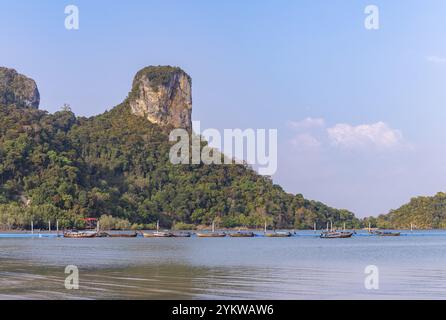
[1,230,446,300]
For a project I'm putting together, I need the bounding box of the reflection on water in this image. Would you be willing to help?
[1,231,446,299]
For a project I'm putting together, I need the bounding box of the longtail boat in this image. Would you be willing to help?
[107,232,138,238]
[371,230,401,237]
[264,231,292,238]
[142,231,174,238]
[96,232,110,238]
[63,231,97,238]
[229,231,255,238]
[320,231,353,239]
[262,219,292,237]
[196,220,226,238]
[143,220,174,238]
[171,232,192,238]
[196,232,226,238]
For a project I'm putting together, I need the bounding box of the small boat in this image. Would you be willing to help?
[196,220,226,238]
[371,230,401,237]
[63,231,97,238]
[96,232,110,238]
[264,231,292,238]
[196,232,226,238]
[143,220,174,238]
[320,231,353,239]
[171,231,192,238]
[142,231,174,238]
[229,231,255,238]
[262,220,292,237]
[107,232,138,238]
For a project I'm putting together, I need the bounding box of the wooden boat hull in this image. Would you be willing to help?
[108,233,138,238]
[172,232,192,237]
[96,232,110,238]
[320,232,353,239]
[229,232,255,238]
[377,232,400,237]
[370,230,401,237]
[196,232,226,238]
[264,232,292,238]
[64,232,97,238]
[142,232,173,238]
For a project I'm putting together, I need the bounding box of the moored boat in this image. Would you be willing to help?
[371,230,401,237]
[63,231,97,238]
[196,232,226,238]
[320,231,353,239]
[228,231,255,238]
[197,220,226,238]
[262,219,292,238]
[96,232,110,238]
[142,231,174,238]
[143,220,174,238]
[107,232,138,238]
[171,231,192,237]
[264,231,292,238]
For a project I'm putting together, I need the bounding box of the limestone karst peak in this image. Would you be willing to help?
[0,67,40,109]
[128,66,192,131]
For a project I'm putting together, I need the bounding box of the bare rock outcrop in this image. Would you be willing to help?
[0,67,40,108]
[128,66,192,130]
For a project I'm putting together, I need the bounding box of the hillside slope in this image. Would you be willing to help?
[0,66,359,230]
[371,192,446,229]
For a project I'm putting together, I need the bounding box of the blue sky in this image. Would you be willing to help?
[1,0,445,217]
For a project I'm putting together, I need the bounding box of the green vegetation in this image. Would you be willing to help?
[0,67,39,109]
[131,65,190,94]
[0,101,360,230]
[172,222,197,231]
[368,192,446,229]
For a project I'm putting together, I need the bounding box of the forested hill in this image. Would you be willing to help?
[0,66,360,230]
[368,192,446,229]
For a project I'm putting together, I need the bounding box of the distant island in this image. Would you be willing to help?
[364,192,446,230]
[0,66,441,231]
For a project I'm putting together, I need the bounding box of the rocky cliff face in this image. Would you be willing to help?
[128,66,192,131]
[0,67,40,108]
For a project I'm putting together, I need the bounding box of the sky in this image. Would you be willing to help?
[1,0,445,217]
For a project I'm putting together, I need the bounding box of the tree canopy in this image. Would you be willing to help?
[0,101,360,230]
[368,192,446,229]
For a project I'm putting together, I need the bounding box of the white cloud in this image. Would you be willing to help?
[289,118,406,151]
[288,117,325,130]
[290,133,321,148]
[327,122,403,150]
[426,55,446,64]
[288,117,325,149]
